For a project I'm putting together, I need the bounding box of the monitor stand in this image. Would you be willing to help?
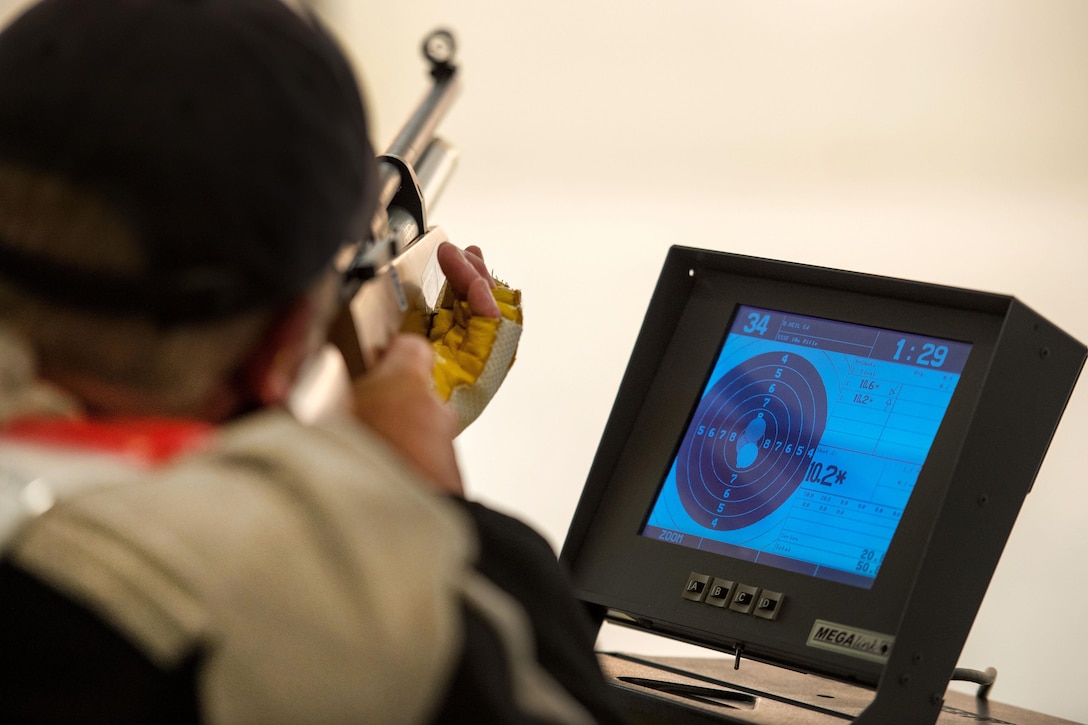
[598,651,1072,724]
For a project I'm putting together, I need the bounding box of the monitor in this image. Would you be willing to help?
[561,246,1084,702]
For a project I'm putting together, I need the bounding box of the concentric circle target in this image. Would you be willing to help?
[676,351,828,530]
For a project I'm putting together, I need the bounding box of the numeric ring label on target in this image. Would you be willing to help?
[676,351,828,530]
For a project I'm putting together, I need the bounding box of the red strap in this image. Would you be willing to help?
[2,417,213,465]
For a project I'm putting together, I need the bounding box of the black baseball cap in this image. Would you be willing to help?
[0,0,377,325]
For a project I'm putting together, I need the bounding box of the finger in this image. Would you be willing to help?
[467,277,501,319]
[463,245,495,286]
[438,242,491,298]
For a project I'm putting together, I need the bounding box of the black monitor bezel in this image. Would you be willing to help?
[561,247,1010,684]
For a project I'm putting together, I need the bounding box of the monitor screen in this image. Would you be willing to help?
[641,305,972,589]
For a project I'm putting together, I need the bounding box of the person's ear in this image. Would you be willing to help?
[241,295,321,408]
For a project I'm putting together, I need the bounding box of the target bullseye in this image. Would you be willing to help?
[735,416,766,468]
[676,351,828,530]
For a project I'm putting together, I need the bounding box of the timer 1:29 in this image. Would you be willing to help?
[892,338,948,367]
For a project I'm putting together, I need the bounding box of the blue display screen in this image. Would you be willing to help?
[641,305,972,589]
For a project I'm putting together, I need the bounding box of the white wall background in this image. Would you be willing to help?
[2,1,1086,721]
[330,3,1088,721]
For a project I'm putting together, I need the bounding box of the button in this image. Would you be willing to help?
[682,572,710,602]
[729,583,760,614]
[704,578,735,608]
[753,590,784,620]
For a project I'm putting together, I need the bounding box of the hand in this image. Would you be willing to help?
[349,243,497,496]
[437,242,500,319]
[351,333,463,496]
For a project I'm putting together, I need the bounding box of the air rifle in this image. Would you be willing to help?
[330,28,462,375]
[291,29,466,421]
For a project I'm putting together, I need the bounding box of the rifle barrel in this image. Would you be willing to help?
[377,31,460,210]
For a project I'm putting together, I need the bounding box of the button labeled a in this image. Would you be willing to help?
[682,572,711,602]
